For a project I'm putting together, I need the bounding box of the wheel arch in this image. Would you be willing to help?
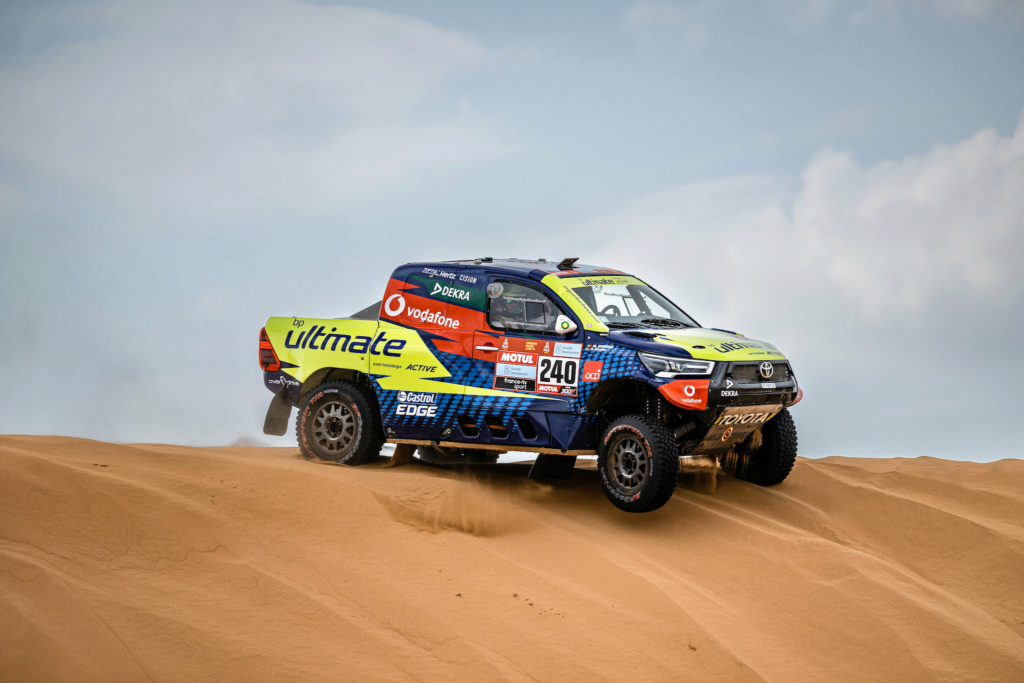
[300,368,380,414]
[586,378,661,420]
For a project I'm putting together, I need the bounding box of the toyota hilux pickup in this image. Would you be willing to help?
[258,258,802,512]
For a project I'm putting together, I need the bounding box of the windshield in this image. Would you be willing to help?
[567,276,698,329]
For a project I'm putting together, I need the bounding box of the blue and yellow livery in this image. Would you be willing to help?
[259,257,802,512]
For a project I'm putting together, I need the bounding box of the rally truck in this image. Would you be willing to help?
[258,258,802,513]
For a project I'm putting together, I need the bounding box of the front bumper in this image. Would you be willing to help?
[657,360,799,456]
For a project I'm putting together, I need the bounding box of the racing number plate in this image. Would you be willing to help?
[493,338,582,396]
[694,404,782,455]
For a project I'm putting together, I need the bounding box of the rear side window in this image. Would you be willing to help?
[487,280,562,333]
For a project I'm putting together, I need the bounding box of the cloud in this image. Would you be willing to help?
[0,0,514,223]
[575,110,1024,456]
[778,0,1024,25]
[624,2,709,47]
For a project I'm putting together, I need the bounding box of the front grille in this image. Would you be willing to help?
[729,362,790,384]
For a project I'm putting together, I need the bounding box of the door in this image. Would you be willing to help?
[459,278,584,448]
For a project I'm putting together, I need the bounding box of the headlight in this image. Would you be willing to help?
[638,352,715,378]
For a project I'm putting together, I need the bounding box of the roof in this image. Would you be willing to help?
[402,258,627,279]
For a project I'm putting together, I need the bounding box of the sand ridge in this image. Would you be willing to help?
[1,435,1023,681]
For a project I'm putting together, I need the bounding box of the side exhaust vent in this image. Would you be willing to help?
[483,415,508,438]
[457,415,479,437]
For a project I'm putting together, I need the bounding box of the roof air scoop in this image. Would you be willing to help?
[557,257,579,270]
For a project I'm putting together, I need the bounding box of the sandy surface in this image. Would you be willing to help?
[1,436,1023,681]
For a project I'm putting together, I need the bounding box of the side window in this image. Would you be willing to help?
[487,280,562,333]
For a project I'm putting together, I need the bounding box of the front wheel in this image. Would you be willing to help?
[729,408,798,486]
[296,381,383,464]
[598,415,679,513]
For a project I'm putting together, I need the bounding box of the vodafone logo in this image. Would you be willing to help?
[383,292,460,329]
[384,294,405,316]
[659,379,710,411]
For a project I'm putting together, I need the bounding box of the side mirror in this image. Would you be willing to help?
[555,315,578,335]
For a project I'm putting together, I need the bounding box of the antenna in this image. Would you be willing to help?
[557,257,579,270]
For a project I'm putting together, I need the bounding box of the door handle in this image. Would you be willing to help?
[475,345,499,352]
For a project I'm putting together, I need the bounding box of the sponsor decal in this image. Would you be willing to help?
[396,404,437,417]
[372,362,402,370]
[761,383,776,389]
[721,427,734,442]
[496,363,538,380]
[721,390,738,397]
[405,364,437,373]
[713,411,775,426]
[576,277,629,286]
[284,327,406,357]
[266,374,300,387]
[421,268,477,284]
[712,340,781,354]
[292,319,305,327]
[553,342,582,358]
[397,391,436,404]
[384,294,405,316]
[431,281,471,302]
[725,378,734,389]
[586,344,615,351]
[495,376,536,392]
[582,360,603,382]
[422,268,457,280]
[498,351,537,365]
[384,294,461,330]
[658,379,710,410]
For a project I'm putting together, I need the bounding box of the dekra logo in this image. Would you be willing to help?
[431,282,470,301]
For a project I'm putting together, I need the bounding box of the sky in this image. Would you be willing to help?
[0,0,1022,459]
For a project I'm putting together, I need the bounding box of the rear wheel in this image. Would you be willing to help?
[296,381,383,464]
[729,408,798,486]
[598,415,678,513]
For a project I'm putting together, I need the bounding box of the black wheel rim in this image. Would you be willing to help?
[312,401,356,454]
[610,434,648,494]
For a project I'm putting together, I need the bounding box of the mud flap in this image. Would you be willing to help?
[529,454,577,480]
[262,387,292,436]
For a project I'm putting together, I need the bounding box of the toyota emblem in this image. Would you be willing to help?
[759,362,774,380]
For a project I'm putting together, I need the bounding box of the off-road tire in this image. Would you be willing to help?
[296,381,384,464]
[733,408,798,486]
[598,415,679,513]
[416,446,500,465]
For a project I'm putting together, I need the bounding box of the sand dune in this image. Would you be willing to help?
[2,436,1023,681]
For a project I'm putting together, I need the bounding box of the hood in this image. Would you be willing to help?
[606,327,787,362]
